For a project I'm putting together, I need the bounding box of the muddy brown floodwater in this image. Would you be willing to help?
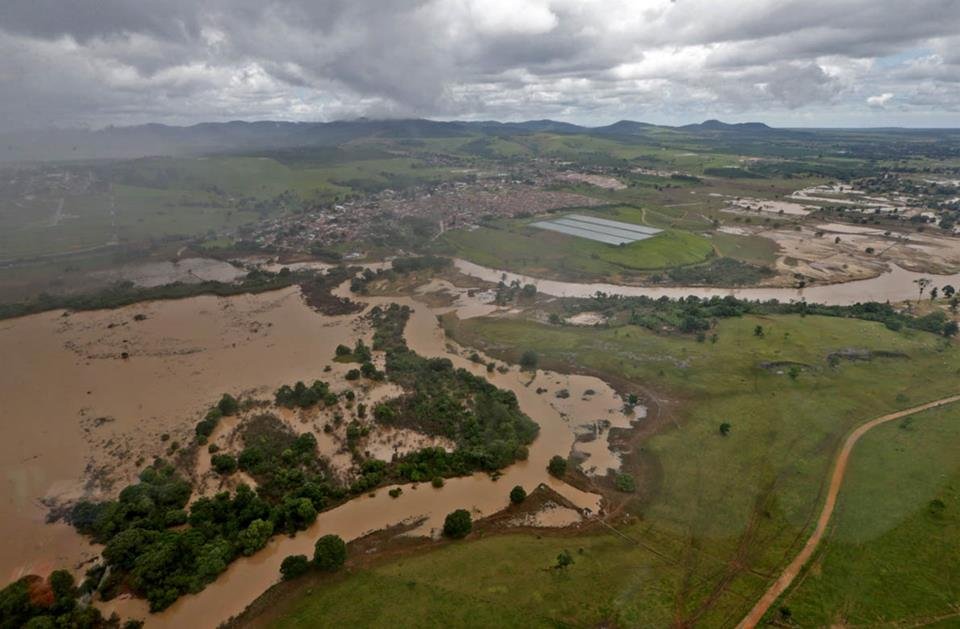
[2,279,633,628]
[454,258,960,305]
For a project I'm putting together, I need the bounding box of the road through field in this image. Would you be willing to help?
[738,393,960,628]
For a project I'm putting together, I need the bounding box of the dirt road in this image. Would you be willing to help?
[737,393,960,628]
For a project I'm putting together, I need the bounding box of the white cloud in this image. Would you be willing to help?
[867,92,894,107]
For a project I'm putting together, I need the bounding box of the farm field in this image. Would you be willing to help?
[775,403,960,626]
[435,207,715,281]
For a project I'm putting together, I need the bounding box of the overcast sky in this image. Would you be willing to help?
[1,0,959,131]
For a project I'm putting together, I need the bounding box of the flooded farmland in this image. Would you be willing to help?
[1,279,634,627]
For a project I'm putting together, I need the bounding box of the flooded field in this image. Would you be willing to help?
[92,257,246,287]
[3,276,637,627]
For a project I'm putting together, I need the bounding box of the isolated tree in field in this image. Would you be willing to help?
[788,366,800,380]
[313,534,347,571]
[443,509,472,539]
[548,455,567,478]
[614,473,636,493]
[280,554,311,580]
[754,325,764,337]
[555,550,574,570]
[519,350,539,370]
[510,485,527,504]
[914,277,932,302]
[719,422,732,436]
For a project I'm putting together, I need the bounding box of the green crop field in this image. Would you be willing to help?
[261,313,960,627]
[435,207,715,281]
[775,404,960,626]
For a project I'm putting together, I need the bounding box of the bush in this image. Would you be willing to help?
[313,535,347,571]
[217,393,239,416]
[443,509,472,539]
[432,476,444,488]
[345,369,361,381]
[519,350,539,370]
[547,455,567,478]
[238,519,274,556]
[388,487,402,498]
[280,554,311,581]
[509,485,527,504]
[211,454,237,475]
[614,473,636,493]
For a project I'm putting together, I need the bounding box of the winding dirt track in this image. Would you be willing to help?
[737,393,960,628]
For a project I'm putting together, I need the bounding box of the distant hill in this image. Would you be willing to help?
[0,116,800,162]
[679,119,773,132]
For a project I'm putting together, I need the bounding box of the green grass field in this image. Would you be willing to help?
[435,207,715,280]
[261,314,960,627]
[775,404,960,626]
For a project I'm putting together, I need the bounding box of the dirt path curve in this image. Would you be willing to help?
[737,393,960,628]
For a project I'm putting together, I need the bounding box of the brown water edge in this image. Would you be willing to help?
[102,287,630,627]
[0,287,360,585]
[454,259,960,305]
[1,278,632,627]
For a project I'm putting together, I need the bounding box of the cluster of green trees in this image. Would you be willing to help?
[364,303,539,475]
[564,293,960,339]
[0,271,300,321]
[275,380,338,409]
[0,570,140,629]
[195,394,239,443]
[334,339,371,363]
[280,534,348,581]
[349,256,452,293]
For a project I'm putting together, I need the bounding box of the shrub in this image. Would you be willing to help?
[280,554,311,581]
[443,509,472,539]
[313,535,347,571]
[509,485,527,504]
[217,393,239,416]
[519,350,539,370]
[388,487,402,498]
[432,476,444,488]
[547,455,567,478]
[211,454,237,475]
[614,473,636,493]
[345,368,361,381]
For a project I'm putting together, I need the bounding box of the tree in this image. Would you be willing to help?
[614,473,636,493]
[719,422,732,436]
[519,350,539,370]
[753,325,765,337]
[280,554,311,580]
[944,321,959,338]
[509,485,527,504]
[914,277,932,302]
[238,519,273,556]
[787,366,800,380]
[443,509,472,539]
[521,284,537,299]
[943,285,956,299]
[547,455,567,478]
[931,287,939,301]
[217,393,239,416]
[313,535,347,571]
[335,344,351,356]
[555,549,574,570]
[211,454,237,475]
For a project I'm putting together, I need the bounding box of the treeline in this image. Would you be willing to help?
[368,303,540,474]
[350,256,452,293]
[565,293,959,338]
[0,269,300,321]
[0,570,141,628]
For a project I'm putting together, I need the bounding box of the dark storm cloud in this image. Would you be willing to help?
[0,0,958,130]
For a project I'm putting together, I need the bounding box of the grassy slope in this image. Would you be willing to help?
[777,404,960,626]
[266,314,960,627]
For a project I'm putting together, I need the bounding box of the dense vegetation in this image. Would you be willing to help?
[559,292,960,339]
[0,570,140,629]
[0,270,299,321]
[368,304,539,476]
